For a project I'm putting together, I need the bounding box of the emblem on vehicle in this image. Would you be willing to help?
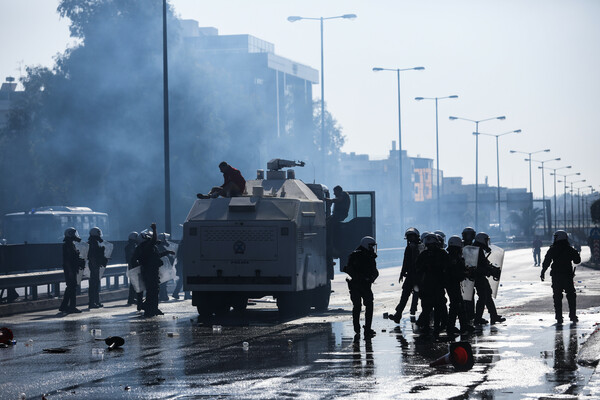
[233,240,246,254]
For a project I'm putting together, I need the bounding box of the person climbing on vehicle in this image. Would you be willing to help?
[197,161,246,199]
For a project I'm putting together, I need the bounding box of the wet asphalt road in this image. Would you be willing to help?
[1,247,599,399]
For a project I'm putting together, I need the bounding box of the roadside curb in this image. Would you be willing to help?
[0,288,129,317]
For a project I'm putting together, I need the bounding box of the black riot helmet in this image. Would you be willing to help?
[474,232,491,252]
[405,227,420,242]
[462,227,476,245]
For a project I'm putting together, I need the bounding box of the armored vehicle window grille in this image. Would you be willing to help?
[205,229,275,242]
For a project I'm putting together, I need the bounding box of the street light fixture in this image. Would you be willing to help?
[475,129,521,232]
[373,66,425,228]
[548,165,572,230]
[415,95,459,226]
[528,157,561,235]
[288,13,357,179]
[449,115,506,230]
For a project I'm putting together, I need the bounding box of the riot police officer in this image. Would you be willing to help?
[125,231,138,306]
[345,236,379,339]
[389,227,421,323]
[415,233,450,335]
[541,230,581,324]
[445,236,472,334]
[59,228,84,313]
[472,233,505,325]
[88,227,107,309]
[462,226,477,321]
[132,223,175,317]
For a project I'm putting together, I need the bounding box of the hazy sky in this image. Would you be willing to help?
[2,0,599,199]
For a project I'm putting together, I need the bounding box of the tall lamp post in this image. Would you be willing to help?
[528,157,560,235]
[415,95,459,227]
[476,129,521,232]
[373,66,425,228]
[162,0,172,234]
[449,115,506,230]
[570,179,586,232]
[576,185,593,233]
[509,148,550,194]
[549,165,572,231]
[554,172,581,229]
[288,14,357,178]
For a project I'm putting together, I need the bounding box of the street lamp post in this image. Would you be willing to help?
[288,14,357,178]
[554,173,581,230]
[549,166,572,231]
[415,95,459,227]
[449,115,506,230]
[528,157,561,235]
[162,0,172,234]
[373,66,425,228]
[476,129,521,232]
[570,179,586,232]
[509,149,551,194]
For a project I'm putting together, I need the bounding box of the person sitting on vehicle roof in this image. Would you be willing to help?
[197,161,246,199]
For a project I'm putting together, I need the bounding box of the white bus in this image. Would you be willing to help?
[2,206,109,244]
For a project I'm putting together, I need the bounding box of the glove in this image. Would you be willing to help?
[540,273,545,282]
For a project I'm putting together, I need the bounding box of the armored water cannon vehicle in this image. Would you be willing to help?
[182,158,375,316]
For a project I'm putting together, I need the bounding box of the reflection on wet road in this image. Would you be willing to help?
[1,246,599,398]
[0,306,597,399]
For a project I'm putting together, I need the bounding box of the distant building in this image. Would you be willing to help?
[180,20,318,166]
[336,141,531,246]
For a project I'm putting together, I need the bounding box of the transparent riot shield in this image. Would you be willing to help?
[460,245,479,300]
[487,244,504,299]
[98,241,113,279]
[74,242,89,284]
[158,256,177,284]
[127,266,145,293]
[99,241,114,259]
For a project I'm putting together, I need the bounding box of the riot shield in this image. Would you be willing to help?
[98,241,113,279]
[461,245,479,300]
[99,241,114,259]
[487,244,504,299]
[127,266,145,293]
[74,242,89,284]
[158,256,177,284]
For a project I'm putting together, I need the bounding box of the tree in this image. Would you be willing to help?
[508,207,544,237]
[1,0,342,237]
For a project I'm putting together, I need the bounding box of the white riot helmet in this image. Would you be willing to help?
[553,230,569,243]
[128,231,139,241]
[448,235,463,248]
[359,236,377,252]
[64,227,80,240]
[89,227,102,237]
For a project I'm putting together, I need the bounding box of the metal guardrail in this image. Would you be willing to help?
[0,264,128,301]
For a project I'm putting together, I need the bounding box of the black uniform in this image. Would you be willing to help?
[88,236,108,308]
[445,247,470,333]
[125,239,142,306]
[473,243,502,324]
[393,240,420,318]
[541,240,581,322]
[415,246,449,333]
[60,238,84,312]
[133,228,173,317]
[345,246,379,336]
